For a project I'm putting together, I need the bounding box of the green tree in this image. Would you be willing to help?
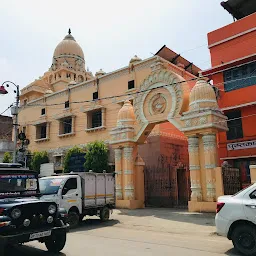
[63,146,85,173]
[2,152,12,163]
[31,151,49,173]
[84,141,109,173]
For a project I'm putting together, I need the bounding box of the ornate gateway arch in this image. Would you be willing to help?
[110,59,228,212]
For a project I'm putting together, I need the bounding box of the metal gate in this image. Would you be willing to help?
[176,168,190,208]
[222,167,242,195]
[144,155,190,208]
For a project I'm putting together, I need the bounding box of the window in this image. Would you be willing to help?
[250,190,256,199]
[55,156,62,167]
[128,80,135,90]
[62,178,77,195]
[24,99,27,106]
[223,61,256,92]
[60,117,72,135]
[87,110,102,129]
[92,110,102,128]
[36,123,47,139]
[41,108,46,116]
[65,101,69,109]
[93,91,98,100]
[226,110,243,140]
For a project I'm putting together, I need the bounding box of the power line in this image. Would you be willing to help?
[21,72,256,108]
[24,77,198,107]
[180,44,208,54]
[18,111,256,137]
[0,104,13,115]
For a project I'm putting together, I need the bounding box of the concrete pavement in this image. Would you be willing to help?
[4,208,238,256]
[113,208,217,237]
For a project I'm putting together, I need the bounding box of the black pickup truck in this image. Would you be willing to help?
[0,163,68,255]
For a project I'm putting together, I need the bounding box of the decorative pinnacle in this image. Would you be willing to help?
[68,28,71,35]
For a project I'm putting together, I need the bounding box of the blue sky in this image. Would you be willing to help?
[0,0,233,115]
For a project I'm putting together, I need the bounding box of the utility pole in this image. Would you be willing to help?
[12,87,20,163]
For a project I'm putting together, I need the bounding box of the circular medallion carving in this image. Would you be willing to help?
[151,93,167,114]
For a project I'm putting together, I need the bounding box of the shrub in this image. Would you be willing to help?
[31,151,49,173]
[84,141,109,173]
[2,152,12,163]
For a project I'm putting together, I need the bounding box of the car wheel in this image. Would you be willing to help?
[67,211,79,228]
[100,206,110,222]
[45,231,66,253]
[232,224,256,256]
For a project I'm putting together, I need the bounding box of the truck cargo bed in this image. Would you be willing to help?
[77,172,115,208]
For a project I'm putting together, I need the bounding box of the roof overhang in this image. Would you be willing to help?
[221,0,256,20]
[155,45,201,77]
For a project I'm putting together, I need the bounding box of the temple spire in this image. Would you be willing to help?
[68,28,71,35]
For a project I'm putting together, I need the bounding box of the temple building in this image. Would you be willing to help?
[19,29,227,211]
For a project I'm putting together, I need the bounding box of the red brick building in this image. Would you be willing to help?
[202,1,256,187]
[0,115,14,161]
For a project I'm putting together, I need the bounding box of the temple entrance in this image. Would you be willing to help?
[110,65,228,212]
[144,157,175,208]
[139,122,190,208]
[144,161,190,208]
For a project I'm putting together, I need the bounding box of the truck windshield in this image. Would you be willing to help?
[0,174,38,197]
[39,178,64,195]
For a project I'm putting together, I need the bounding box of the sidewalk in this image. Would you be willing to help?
[111,208,217,237]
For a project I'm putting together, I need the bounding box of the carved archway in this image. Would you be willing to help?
[133,68,189,143]
[110,62,228,211]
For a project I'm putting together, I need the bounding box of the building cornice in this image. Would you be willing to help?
[208,27,256,49]
[221,101,256,111]
[202,53,256,76]
[25,56,158,106]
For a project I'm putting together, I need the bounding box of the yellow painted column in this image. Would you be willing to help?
[114,148,123,200]
[188,136,202,201]
[250,165,256,184]
[123,147,135,200]
[202,134,217,202]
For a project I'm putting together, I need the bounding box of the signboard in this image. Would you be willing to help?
[227,140,256,151]
[68,153,86,172]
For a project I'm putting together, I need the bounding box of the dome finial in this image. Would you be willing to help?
[68,28,71,35]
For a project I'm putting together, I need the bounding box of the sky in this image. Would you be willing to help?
[0,0,233,115]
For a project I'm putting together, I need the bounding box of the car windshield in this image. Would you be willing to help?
[39,178,64,195]
[0,174,38,197]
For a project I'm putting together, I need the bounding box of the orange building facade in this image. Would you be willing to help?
[202,12,256,187]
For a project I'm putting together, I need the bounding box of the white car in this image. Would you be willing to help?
[216,183,256,256]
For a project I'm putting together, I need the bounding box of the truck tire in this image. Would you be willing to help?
[45,231,66,253]
[79,214,84,222]
[232,224,256,256]
[67,211,80,229]
[100,206,110,221]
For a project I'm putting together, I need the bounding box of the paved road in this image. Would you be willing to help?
[5,219,238,256]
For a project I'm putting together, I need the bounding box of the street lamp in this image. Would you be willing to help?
[0,86,8,95]
[0,81,20,163]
